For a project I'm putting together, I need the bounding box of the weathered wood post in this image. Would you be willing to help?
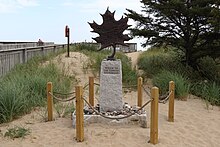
[75,86,84,142]
[89,77,94,106]
[22,49,27,63]
[47,82,53,121]
[53,45,56,53]
[137,77,143,107]
[150,87,159,145]
[41,47,44,56]
[168,81,175,122]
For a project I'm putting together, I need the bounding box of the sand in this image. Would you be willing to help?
[0,52,220,147]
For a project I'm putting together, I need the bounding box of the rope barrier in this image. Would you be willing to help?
[94,83,100,86]
[122,85,137,89]
[95,96,100,103]
[159,91,172,104]
[83,83,89,89]
[53,91,75,95]
[82,97,152,120]
[142,85,151,97]
[49,92,75,102]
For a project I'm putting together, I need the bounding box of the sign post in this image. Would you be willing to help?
[65,25,70,57]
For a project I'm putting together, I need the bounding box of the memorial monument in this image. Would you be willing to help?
[88,8,131,112]
[73,8,147,128]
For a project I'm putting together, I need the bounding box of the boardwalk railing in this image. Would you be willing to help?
[0,44,66,77]
[0,42,54,50]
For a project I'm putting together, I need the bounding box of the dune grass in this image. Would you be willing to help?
[0,54,73,123]
[152,70,190,99]
[4,126,31,139]
[138,47,220,105]
[190,81,220,106]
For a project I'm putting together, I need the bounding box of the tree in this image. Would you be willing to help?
[126,0,220,68]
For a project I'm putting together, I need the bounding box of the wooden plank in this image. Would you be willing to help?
[168,81,175,122]
[150,87,159,145]
[75,86,84,142]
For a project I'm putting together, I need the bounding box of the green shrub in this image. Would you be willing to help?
[205,82,220,105]
[4,126,31,139]
[197,56,220,84]
[138,51,179,77]
[152,70,190,99]
[74,43,98,52]
[0,58,73,123]
[137,48,204,81]
[0,83,28,122]
[116,52,138,86]
[191,81,220,105]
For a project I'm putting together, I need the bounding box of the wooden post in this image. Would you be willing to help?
[67,35,70,57]
[150,87,159,145]
[89,77,94,106]
[22,49,27,63]
[75,86,84,142]
[137,77,143,107]
[47,82,53,121]
[41,47,44,56]
[168,81,175,122]
[53,46,56,53]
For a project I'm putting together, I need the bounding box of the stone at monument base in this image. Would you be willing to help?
[72,113,147,128]
[100,59,123,112]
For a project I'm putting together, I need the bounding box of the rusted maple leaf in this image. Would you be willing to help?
[88,8,131,59]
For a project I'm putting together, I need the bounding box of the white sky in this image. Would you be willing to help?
[0,0,146,50]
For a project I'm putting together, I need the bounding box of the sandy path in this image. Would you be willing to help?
[0,51,220,147]
[125,51,142,69]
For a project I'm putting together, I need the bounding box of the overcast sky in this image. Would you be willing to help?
[0,0,145,50]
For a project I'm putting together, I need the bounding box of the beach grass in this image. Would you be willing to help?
[138,47,220,105]
[152,70,190,99]
[0,53,73,123]
[4,126,31,139]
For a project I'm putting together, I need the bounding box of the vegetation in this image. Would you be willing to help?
[191,81,220,105]
[152,70,190,100]
[126,0,220,71]
[0,43,137,123]
[126,0,219,105]
[54,101,75,118]
[0,55,73,123]
[138,49,177,77]
[4,126,31,139]
[138,47,220,105]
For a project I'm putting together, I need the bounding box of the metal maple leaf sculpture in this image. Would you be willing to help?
[88,8,131,60]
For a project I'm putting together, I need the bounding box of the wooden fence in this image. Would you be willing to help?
[0,42,54,50]
[0,44,66,77]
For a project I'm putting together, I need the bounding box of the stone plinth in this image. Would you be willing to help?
[72,113,147,128]
[100,60,123,112]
